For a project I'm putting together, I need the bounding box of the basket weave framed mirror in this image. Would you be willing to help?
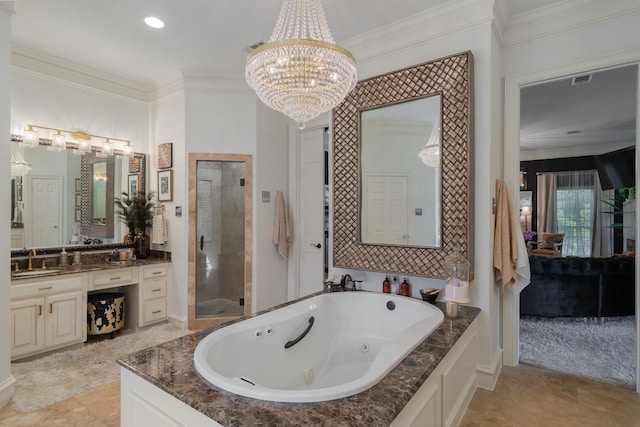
[332,51,474,278]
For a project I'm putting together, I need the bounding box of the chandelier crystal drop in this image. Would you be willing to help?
[245,0,357,128]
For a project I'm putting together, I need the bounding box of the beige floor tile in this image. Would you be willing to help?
[75,380,121,421]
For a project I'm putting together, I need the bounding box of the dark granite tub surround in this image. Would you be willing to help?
[118,301,480,427]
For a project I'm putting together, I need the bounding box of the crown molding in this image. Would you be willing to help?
[180,71,250,93]
[0,2,15,16]
[342,0,494,67]
[503,0,640,47]
[11,44,151,103]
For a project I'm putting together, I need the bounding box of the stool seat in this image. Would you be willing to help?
[87,292,125,337]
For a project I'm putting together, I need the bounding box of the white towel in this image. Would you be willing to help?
[273,191,291,259]
[152,210,167,245]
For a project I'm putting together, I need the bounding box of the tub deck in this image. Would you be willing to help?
[117,298,480,426]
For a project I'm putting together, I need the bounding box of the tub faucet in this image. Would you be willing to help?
[341,274,361,291]
[27,248,36,270]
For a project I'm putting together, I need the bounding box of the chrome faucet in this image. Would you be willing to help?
[27,248,36,270]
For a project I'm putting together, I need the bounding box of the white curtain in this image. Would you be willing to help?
[536,173,557,233]
[592,173,613,257]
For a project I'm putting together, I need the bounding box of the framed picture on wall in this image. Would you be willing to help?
[75,208,81,222]
[74,178,81,192]
[128,174,140,196]
[158,170,173,201]
[129,156,141,173]
[158,142,173,169]
[75,193,81,207]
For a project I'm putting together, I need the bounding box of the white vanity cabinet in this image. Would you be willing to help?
[10,274,86,361]
[139,263,170,327]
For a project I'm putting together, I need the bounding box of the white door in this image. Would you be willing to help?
[362,173,409,244]
[297,127,325,298]
[31,177,62,247]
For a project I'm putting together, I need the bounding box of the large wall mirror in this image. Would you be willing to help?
[333,51,474,278]
[10,139,146,249]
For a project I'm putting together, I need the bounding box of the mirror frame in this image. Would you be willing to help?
[332,51,474,278]
[80,153,115,238]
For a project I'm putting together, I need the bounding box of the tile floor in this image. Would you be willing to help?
[0,364,639,426]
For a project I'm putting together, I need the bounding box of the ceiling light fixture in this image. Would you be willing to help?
[11,142,32,177]
[245,0,357,129]
[144,16,165,29]
[418,117,442,168]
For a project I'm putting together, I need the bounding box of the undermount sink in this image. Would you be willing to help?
[12,269,61,278]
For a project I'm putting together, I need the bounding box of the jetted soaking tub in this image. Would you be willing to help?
[194,292,444,402]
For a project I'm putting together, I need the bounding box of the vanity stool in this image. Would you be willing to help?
[87,292,125,339]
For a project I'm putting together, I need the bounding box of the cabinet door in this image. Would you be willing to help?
[46,291,84,348]
[11,297,45,359]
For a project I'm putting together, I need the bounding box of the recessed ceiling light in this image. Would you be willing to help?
[144,16,165,29]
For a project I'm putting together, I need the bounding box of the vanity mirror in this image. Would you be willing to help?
[9,140,147,249]
[333,51,474,278]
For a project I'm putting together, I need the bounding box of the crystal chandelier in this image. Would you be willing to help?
[418,117,441,168]
[11,142,32,177]
[245,0,357,128]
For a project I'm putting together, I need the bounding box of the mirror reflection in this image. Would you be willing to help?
[92,162,107,224]
[360,95,442,247]
[10,145,123,249]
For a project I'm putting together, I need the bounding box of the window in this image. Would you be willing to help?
[556,188,594,257]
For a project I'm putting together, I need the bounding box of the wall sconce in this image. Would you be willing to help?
[16,124,134,157]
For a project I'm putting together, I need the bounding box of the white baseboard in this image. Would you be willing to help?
[168,314,187,329]
[0,375,16,409]
[476,350,502,391]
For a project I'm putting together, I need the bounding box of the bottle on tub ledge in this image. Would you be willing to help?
[399,278,410,296]
[382,276,391,293]
[391,276,399,294]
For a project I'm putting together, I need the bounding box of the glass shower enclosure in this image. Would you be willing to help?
[195,159,246,318]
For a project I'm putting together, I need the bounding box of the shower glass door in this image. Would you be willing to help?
[195,160,246,318]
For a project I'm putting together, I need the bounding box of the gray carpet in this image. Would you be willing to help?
[519,316,637,388]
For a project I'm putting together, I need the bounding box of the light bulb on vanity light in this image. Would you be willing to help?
[49,130,66,151]
[21,125,39,148]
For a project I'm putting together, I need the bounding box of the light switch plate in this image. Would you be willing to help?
[262,191,270,203]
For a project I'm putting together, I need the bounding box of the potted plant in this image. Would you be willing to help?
[114,191,156,258]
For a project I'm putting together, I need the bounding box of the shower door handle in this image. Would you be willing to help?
[311,243,321,249]
[200,235,204,251]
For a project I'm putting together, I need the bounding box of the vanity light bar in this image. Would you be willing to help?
[17,125,134,157]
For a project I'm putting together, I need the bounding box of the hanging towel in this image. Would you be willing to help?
[273,191,291,259]
[152,207,167,245]
[493,179,530,290]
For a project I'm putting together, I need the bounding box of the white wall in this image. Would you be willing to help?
[150,89,187,323]
[0,3,16,409]
[255,103,289,311]
[330,1,503,387]
[500,0,640,377]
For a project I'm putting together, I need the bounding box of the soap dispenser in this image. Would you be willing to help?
[59,247,69,267]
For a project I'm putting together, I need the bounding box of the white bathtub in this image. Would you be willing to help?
[193,292,444,403]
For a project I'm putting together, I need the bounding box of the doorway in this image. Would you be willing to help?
[187,153,253,330]
[503,62,640,393]
[28,176,62,247]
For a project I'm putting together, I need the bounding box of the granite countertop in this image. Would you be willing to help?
[10,254,171,281]
[118,300,480,427]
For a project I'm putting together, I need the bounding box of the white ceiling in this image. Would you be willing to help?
[520,65,638,154]
[10,0,635,153]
